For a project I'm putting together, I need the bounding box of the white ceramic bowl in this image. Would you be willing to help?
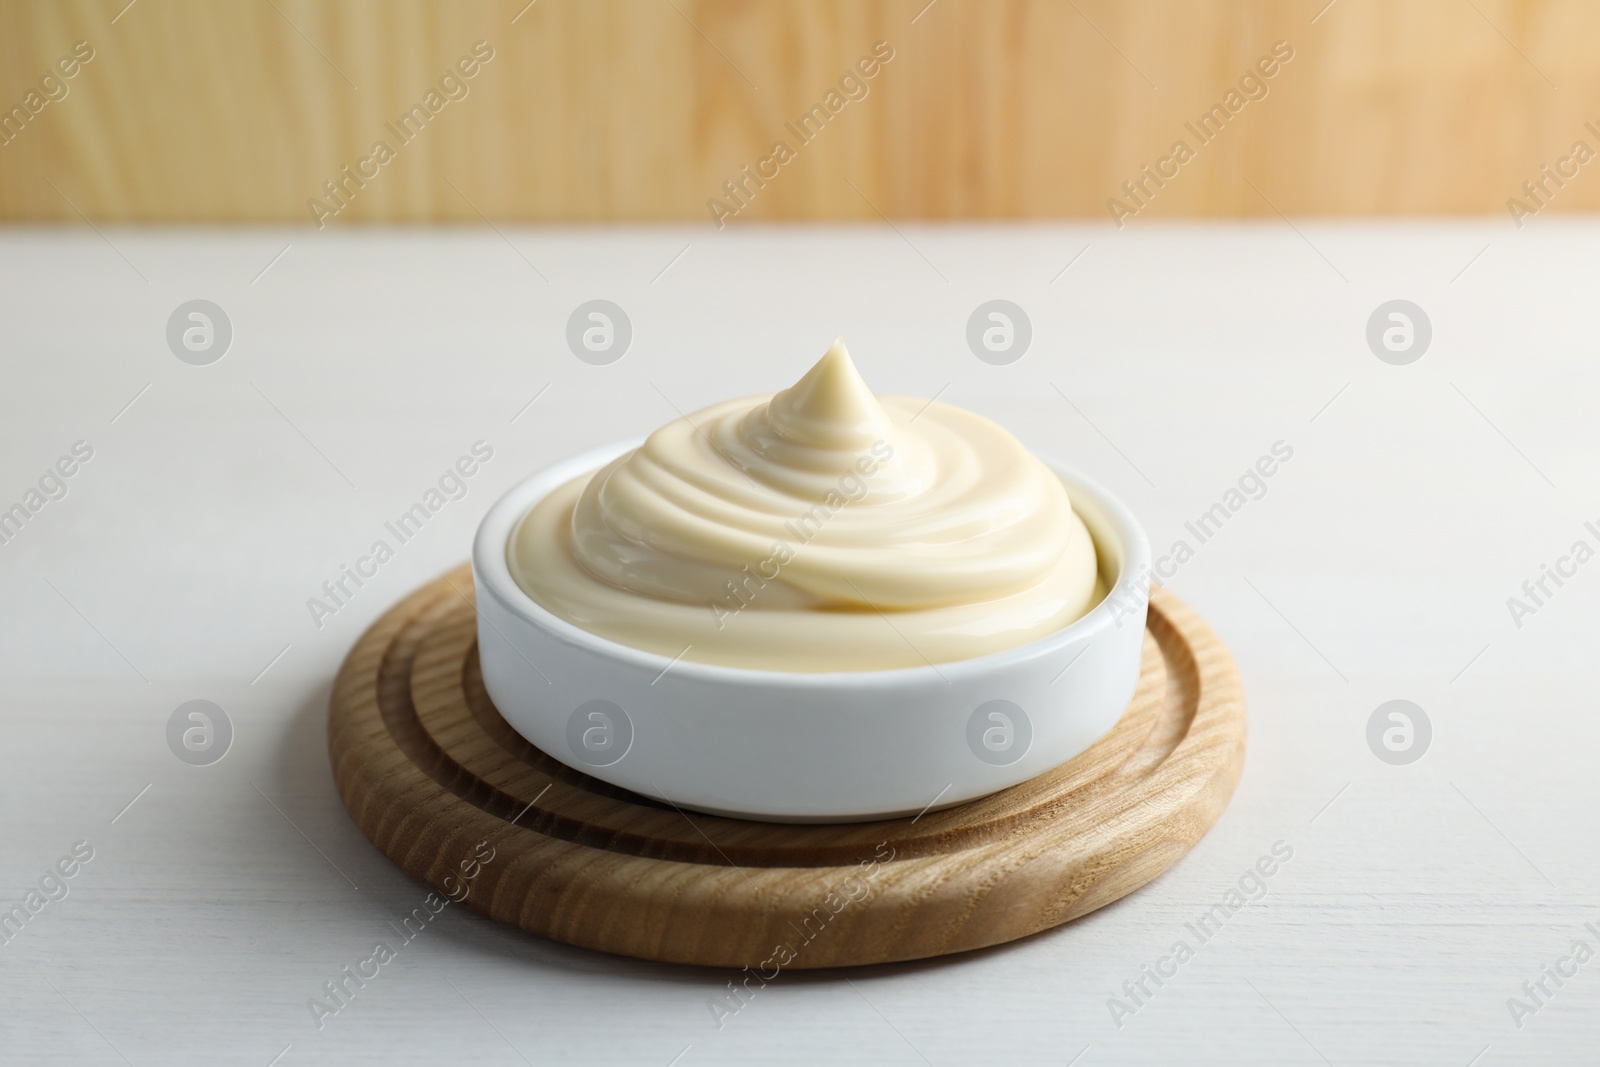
[472,437,1151,823]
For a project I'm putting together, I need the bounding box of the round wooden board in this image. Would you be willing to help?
[328,564,1246,970]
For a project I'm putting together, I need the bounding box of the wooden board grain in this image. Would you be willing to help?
[328,564,1246,969]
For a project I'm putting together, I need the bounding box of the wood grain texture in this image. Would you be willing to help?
[2,0,1597,222]
[327,564,1246,969]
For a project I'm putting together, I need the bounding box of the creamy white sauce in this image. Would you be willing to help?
[509,339,1100,671]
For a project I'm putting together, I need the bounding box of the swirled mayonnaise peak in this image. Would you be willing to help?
[508,339,1102,671]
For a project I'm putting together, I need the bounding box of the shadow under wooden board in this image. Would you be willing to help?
[328,564,1246,969]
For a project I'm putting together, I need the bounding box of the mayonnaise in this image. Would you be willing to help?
[508,339,1102,671]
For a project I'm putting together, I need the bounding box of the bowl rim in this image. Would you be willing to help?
[473,436,1152,688]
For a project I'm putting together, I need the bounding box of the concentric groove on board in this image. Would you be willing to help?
[329,564,1246,968]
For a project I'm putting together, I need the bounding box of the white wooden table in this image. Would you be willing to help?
[1,222,1595,1065]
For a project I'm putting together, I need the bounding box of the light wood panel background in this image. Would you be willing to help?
[1,0,1597,222]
